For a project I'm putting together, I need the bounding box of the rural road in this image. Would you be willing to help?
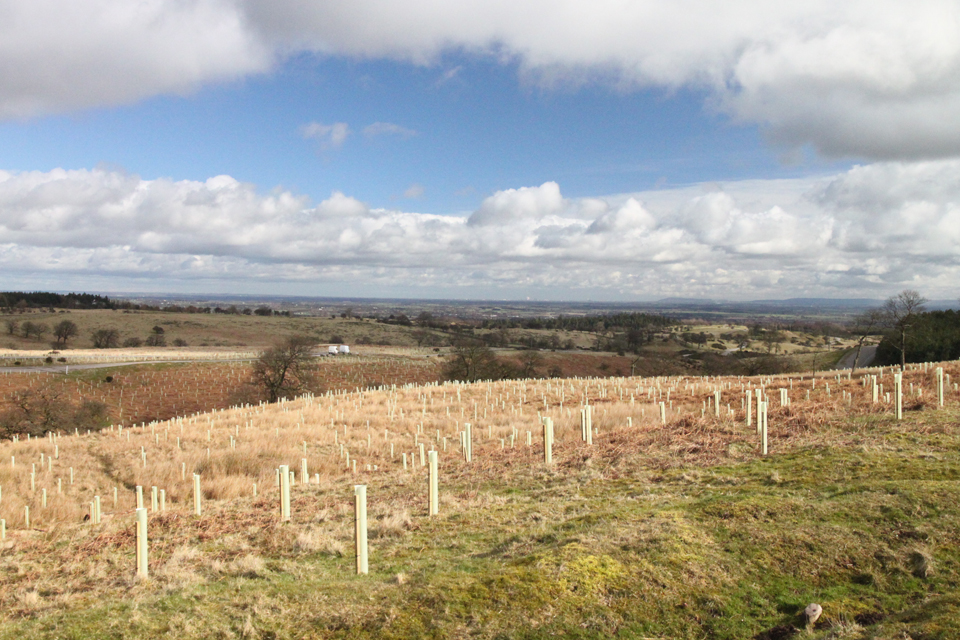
[835,345,877,370]
[0,357,257,374]
[0,350,379,374]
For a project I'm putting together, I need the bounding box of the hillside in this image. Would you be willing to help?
[0,361,957,638]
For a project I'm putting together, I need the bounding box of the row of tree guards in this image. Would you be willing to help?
[127,368,948,578]
[0,363,955,575]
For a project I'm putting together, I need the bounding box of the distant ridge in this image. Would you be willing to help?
[745,298,881,307]
[655,297,720,305]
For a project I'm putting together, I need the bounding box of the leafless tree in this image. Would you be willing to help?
[91,328,120,349]
[847,308,884,373]
[251,335,318,403]
[0,384,110,438]
[882,289,928,371]
[53,320,79,346]
[443,339,504,382]
[517,350,544,378]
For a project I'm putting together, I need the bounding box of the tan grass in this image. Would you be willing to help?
[0,359,957,619]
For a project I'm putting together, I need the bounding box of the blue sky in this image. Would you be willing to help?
[0,1,958,301]
[0,54,843,214]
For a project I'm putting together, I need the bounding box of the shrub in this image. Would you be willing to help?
[91,328,120,348]
[145,334,166,347]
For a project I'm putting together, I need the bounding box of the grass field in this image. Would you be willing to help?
[0,359,957,638]
[0,310,445,352]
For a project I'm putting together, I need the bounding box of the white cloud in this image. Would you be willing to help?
[362,122,419,139]
[1,162,959,298]
[3,2,960,159]
[0,0,270,118]
[300,121,351,150]
[467,182,565,227]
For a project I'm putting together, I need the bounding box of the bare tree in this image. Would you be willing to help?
[847,308,884,373]
[53,320,79,346]
[91,328,120,349]
[0,385,70,436]
[517,350,544,378]
[20,321,49,341]
[443,339,504,382]
[882,289,928,371]
[251,335,318,403]
[1,383,110,438]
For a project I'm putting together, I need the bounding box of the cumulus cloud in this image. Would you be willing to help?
[362,122,419,139]
[467,182,565,227]
[3,1,960,159]
[0,0,270,118]
[300,121,351,150]
[1,162,959,298]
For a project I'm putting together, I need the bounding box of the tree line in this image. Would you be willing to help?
[1,292,115,310]
[849,290,959,371]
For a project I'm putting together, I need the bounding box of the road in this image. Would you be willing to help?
[835,345,878,370]
[0,350,359,374]
[0,358,257,374]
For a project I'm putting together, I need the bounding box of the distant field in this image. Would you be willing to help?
[0,309,444,352]
[0,355,445,425]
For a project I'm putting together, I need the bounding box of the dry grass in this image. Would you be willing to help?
[0,355,443,425]
[0,359,957,636]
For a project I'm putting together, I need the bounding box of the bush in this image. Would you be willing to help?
[144,334,166,347]
[91,328,120,349]
[173,338,188,347]
[122,337,143,348]
[0,386,111,437]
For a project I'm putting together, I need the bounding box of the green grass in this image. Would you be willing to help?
[3,409,960,638]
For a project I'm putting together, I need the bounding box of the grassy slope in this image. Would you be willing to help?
[2,404,959,638]
[0,311,438,351]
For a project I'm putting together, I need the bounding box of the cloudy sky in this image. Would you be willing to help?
[1,1,959,301]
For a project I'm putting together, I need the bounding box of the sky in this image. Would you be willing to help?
[1,1,959,302]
